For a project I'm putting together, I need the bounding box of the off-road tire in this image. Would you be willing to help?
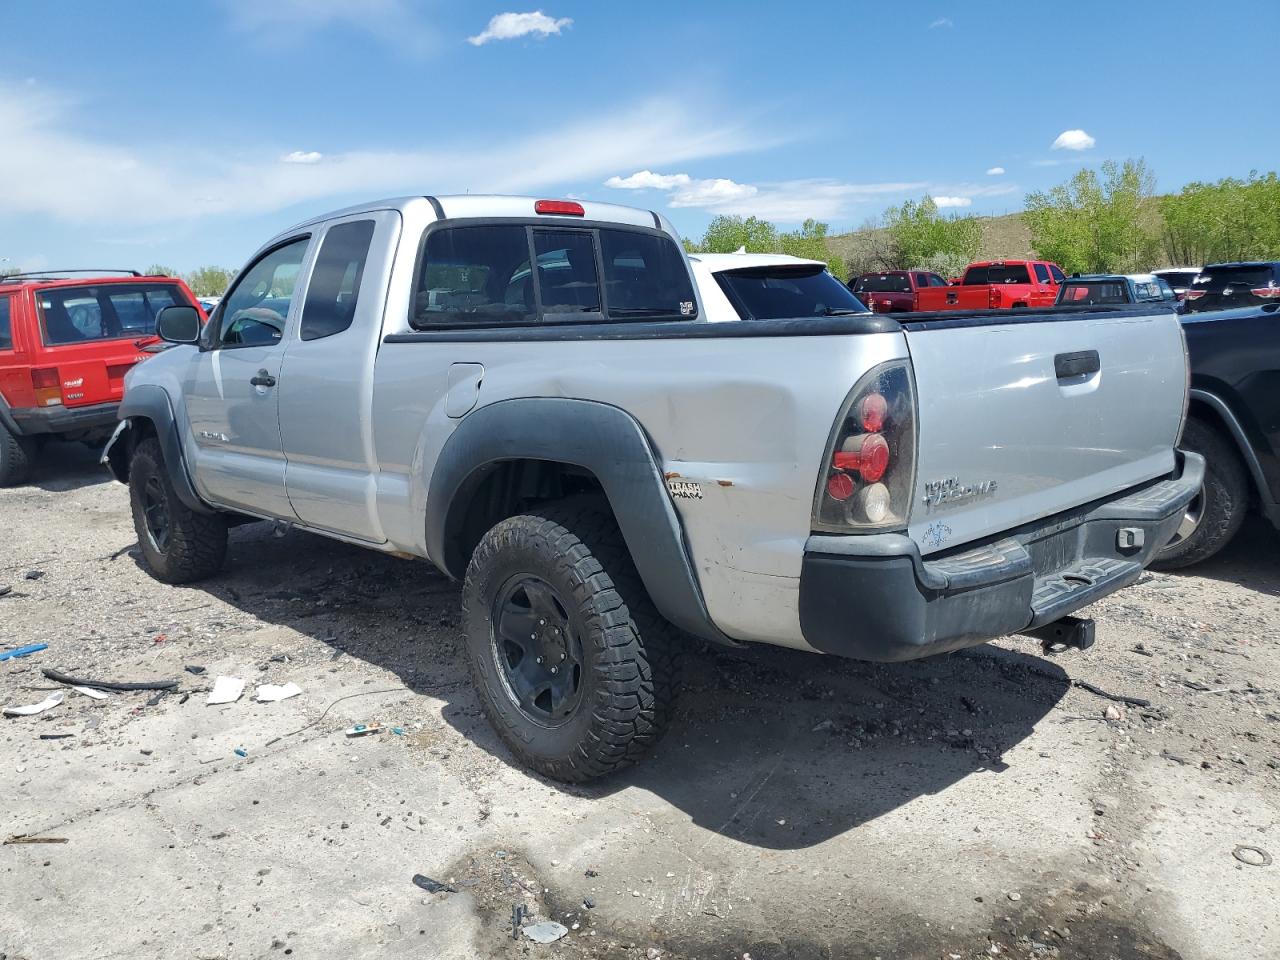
[1152,417,1249,570]
[462,498,681,782]
[0,422,35,487]
[128,437,228,583]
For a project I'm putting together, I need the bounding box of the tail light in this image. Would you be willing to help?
[813,360,917,532]
[989,287,1003,308]
[912,291,920,311]
[1251,283,1280,298]
[1184,289,1206,301]
[534,199,585,216]
[30,368,62,407]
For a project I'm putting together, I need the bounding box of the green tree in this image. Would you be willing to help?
[690,215,779,254]
[779,219,843,277]
[880,196,981,270]
[145,263,178,277]
[1160,171,1280,265]
[1023,159,1159,273]
[184,266,235,298]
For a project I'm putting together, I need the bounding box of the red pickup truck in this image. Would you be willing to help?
[913,260,1065,311]
[0,270,203,484]
[849,269,948,312]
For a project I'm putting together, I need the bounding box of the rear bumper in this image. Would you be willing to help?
[798,451,1204,662]
[8,402,120,437]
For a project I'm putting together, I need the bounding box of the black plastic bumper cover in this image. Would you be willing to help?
[799,451,1204,662]
[9,402,120,437]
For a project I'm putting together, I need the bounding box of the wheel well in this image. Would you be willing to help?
[1185,399,1256,501]
[447,458,609,576]
[105,417,158,483]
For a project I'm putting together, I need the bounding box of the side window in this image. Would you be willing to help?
[928,274,947,287]
[218,237,309,348]
[1049,264,1066,283]
[1034,263,1051,283]
[300,220,375,341]
[0,296,11,350]
[533,229,600,314]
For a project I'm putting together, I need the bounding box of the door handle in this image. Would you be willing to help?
[1054,350,1100,379]
[250,370,277,388]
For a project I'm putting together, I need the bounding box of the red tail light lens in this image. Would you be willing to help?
[1251,284,1280,298]
[1184,289,1206,300]
[989,287,1003,308]
[813,361,917,532]
[30,367,62,407]
[534,199,585,216]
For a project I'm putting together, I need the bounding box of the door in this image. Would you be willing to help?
[185,236,312,518]
[278,212,398,541]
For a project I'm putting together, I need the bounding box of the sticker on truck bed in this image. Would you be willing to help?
[666,479,703,500]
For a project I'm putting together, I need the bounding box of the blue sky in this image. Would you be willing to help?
[1,0,1274,273]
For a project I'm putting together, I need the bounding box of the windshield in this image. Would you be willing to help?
[853,273,910,293]
[715,266,869,320]
[38,282,191,345]
[1185,265,1279,313]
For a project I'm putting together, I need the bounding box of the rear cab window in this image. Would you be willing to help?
[853,274,910,293]
[411,223,696,327]
[0,296,12,351]
[37,282,194,346]
[715,265,868,320]
[1059,281,1128,305]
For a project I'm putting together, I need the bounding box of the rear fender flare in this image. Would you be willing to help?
[425,397,730,645]
[116,385,215,515]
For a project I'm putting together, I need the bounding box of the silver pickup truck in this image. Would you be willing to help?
[105,195,1201,781]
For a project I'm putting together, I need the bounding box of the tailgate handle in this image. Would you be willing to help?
[1055,350,1099,379]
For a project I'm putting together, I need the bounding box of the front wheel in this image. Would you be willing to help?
[462,500,680,782]
[1152,418,1249,569]
[128,437,228,583]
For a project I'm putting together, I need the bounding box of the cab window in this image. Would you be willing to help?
[0,296,11,350]
[217,237,310,348]
[300,221,375,341]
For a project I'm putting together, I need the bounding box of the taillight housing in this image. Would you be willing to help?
[813,360,917,532]
[30,368,62,407]
[534,199,585,216]
[1184,289,1206,301]
[989,287,1003,308]
[1251,282,1280,299]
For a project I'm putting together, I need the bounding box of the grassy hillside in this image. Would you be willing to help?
[826,211,1034,273]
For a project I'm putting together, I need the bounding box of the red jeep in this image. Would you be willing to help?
[914,259,1065,311]
[0,270,203,484]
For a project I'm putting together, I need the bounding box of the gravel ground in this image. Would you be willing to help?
[1,443,1277,960]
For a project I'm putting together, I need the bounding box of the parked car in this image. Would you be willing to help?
[0,269,203,485]
[848,270,947,313]
[105,195,1199,782]
[1055,273,1178,307]
[1182,262,1280,314]
[1155,296,1280,567]
[913,259,1064,311]
[1152,267,1201,302]
[688,253,868,321]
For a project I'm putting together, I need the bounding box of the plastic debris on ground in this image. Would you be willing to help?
[345,722,385,737]
[3,691,64,717]
[522,921,569,944]
[207,676,246,705]
[255,682,302,703]
[0,643,48,662]
[411,874,457,894]
[71,685,110,701]
[234,747,248,758]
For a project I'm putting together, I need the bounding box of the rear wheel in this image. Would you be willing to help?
[462,499,680,782]
[1152,418,1249,569]
[0,422,35,487]
[128,437,228,583]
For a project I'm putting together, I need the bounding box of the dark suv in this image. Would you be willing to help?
[1183,262,1280,313]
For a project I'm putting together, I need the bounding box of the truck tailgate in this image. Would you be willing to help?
[902,309,1186,555]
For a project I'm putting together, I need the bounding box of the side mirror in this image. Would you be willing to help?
[156,305,201,344]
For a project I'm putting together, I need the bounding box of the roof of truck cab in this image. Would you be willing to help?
[280,195,665,234]
[688,253,827,272]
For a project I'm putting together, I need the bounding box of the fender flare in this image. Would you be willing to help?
[115,384,215,515]
[1188,387,1279,521]
[425,397,731,645]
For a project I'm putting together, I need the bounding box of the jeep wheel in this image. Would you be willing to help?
[0,422,35,487]
[1152,418,1248,570]
[462,500,680,782]
[128,437,228,583]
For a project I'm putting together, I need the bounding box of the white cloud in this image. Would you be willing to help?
[604,170,691,190]
[0,83,759,226]
[986,166,1005,176]
[1052,129,1096,151]
[222,0,436,54]
[933,196,972,208]
[929,17,953,28]
[604,170,928,221]
[469,11,572,46]
[280,151,323,164]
